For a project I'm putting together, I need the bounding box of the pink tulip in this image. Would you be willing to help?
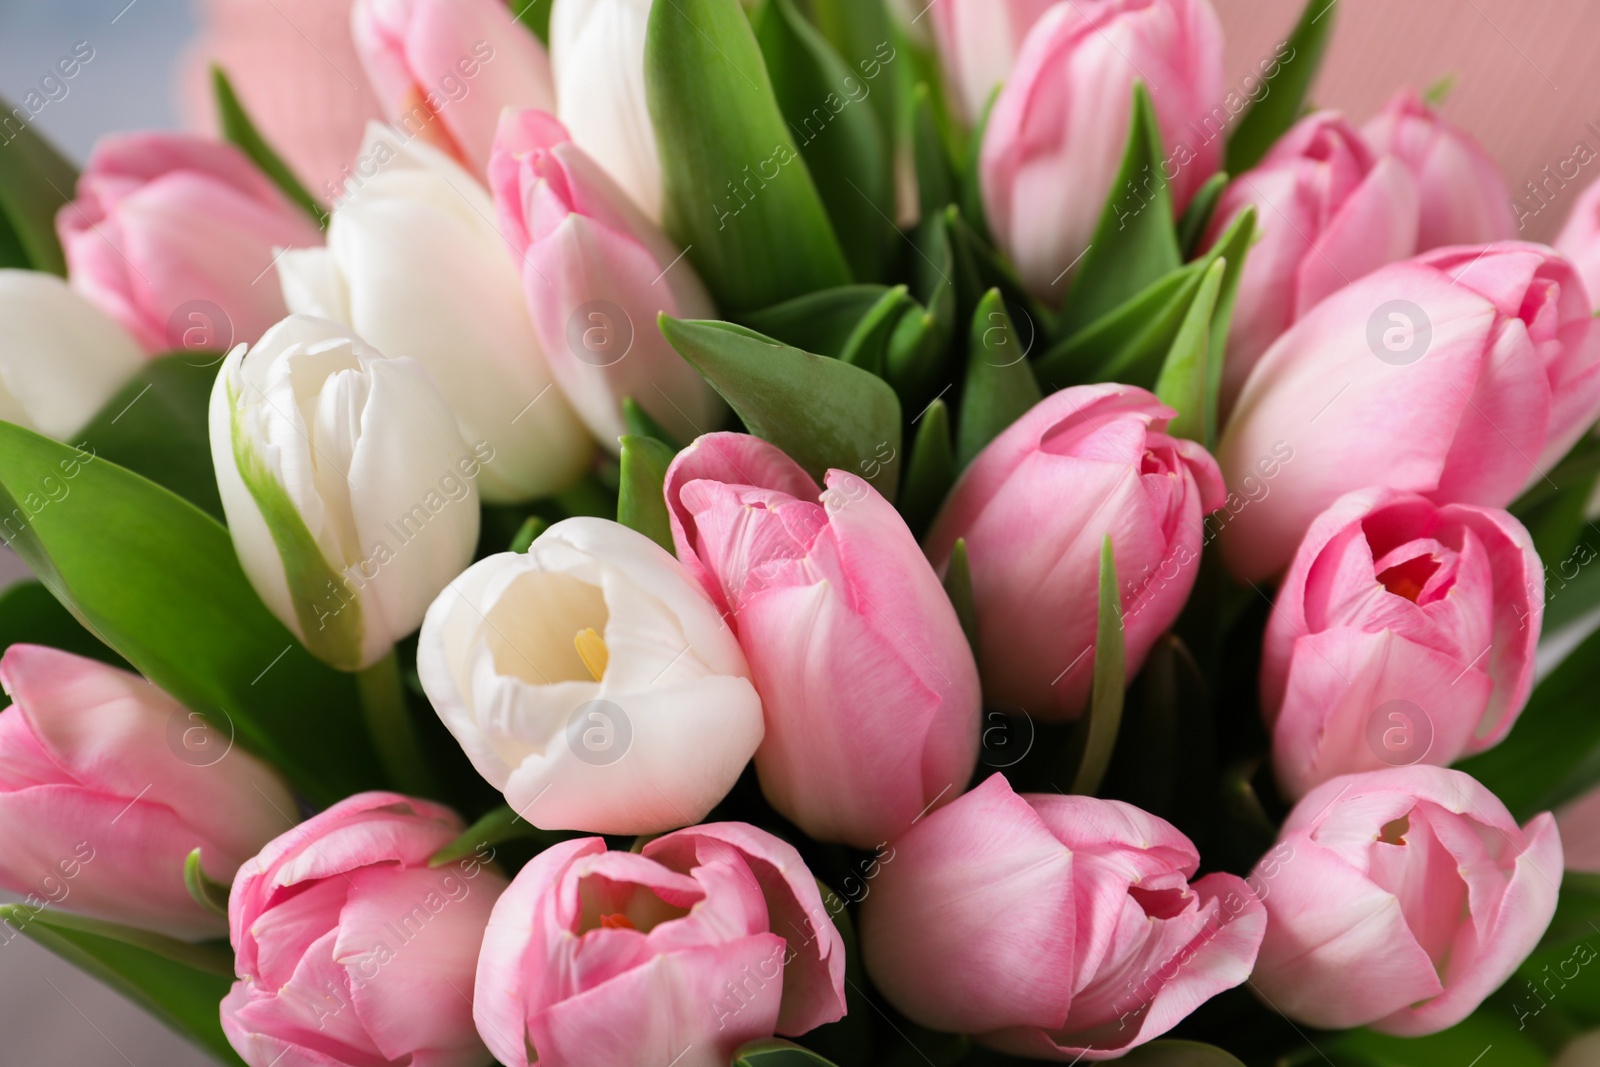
[860,774,1265,1060]
[925,385,1225,721]
[1363,87,1517,252]
[0,645,295,941]
[928,0,1058,125]
[664,433,980,848]
[1557,786,1600,873]
[489,108,723,451]
[1555,176,1600,309]
[1206,112,1420,411]
[222,792,507,1067]
[474,822,847,1067]
[1250,766,1562,1035]
[980,0,1225,300]
[1263,488,1543,799]
[1219,242,1600,582]
[351,0,555,176]
[56,133,321,355]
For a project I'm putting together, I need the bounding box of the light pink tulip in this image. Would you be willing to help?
[929,0,1058,125]
[665,433,980,848]
[1363,88,1517,252]
[351,0,554,176]
[0,645,295,941]
[474,823,847,1067]
[222,792,507,1067]
[1263,489,1543,799]
[925,385,1225,721]
[1219,242,1600,582]
[489,109,722,451]
[1250,766,1562,1035]
[980,0,1225,300]
[1557,786,1600,873]
[1206,111,1420,411]
[861,774,1265,1061]
[56,133,321,355]
[1555,176,1600,310]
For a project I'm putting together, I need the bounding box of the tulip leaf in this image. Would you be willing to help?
[959,87,1000,246]
[1323,1014,1545,1067]
[900,398,956,539]
[183,849,231,919]
[1178,171,1229,258]
[911,82,958,219]
[622,396,682,451]
[212,66,326,228]
[512,0,553,44]
[946,205,1049,335]
[0,581,130,680]
[886,295,955,412]
[618,434,678,554]
[0,422,384,806]
[0,905,244,1065]
[958,290,1042,470]
[1154,257,1226,445]
[740,285,894,359]
[1120,1041,1247,1066]
[660,316,902,500]
[1071,537,1125,796]
[509,515,549,554]
[734,1039,842,1066]
[756,0,894,282]
[1512,432,1600,573]
[1059,83,1182,336]
[803,0,901,143]
[0,97,76,275]
[647,0,851,312]
[944,539,979,657]
[839,285,915,376]
[1225,0,1338,175]
[428,804,575,868]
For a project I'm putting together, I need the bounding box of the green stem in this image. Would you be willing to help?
[357,650,438,798]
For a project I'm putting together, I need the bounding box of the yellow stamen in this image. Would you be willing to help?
[574,628,608,682]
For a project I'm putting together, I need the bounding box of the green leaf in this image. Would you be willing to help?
[1514,433,1600,569]
[740,285,894,359]
[1072,537,1125,795]
[622,395,683,450]
[1178,171,1229,258]
[183,849,231,919]
[947,205,1049,333]
[0,423,383,806]
[1225,0,1338,174]
[911,82,958,219]
[212,66,326,227]
[958,87,1000,246]
[647,0,851,312]
[900,399,956,539]
[617,435,678,554]
[734,1039,842,1066]
[1119,1041,1248,1067]
[512,0,554,44]
[958,290,1042,469]
[943,538,978,657]
[428,804,574,868]
[1154,257,1226,444]
[0,97,77,274]
[78,354,225,521]
[660,316,902,499]
[802,0,901,145]
[0,905,244,1065]
[839,285,915,375]
[1325,1013,1546,1067]
[1060,83,1182,335]
[885,297,955,411]
[0,581,129,675]
[510,515,548,554]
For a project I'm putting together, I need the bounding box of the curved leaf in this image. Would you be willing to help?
[1071,537,1125,795]
[0,96,76,274]
[1225,0,1338,174]
[958,289,1042,469]
[212,66,325,227]
[617,434,678,554]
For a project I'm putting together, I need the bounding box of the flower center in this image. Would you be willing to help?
[1377,556,1440,604]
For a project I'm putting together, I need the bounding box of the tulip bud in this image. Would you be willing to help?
[0,645,296,941]
[1363,88,1517,252]
[475,823,847,1067]
[1555,176,1600,309]
[351,0,555,175]
[279,125,593,502]
[1263,489,1542,799]
[1219,242,1600,581]
[489,109,723,452]
[56,132,322,354]
[1250,766,1561,1035]
[222,792,507,1067]
[664,433,980,848]
[1206,112,1420,411]
[417,517,764,835]
[0,270,144,441]
[861,774,1266,1060]
[926,385,1225,722]
[980,0,1225,299]
[928,0,1057,125]
[210,314,482,671]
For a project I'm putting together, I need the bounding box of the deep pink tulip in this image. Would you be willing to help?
[489,108,722,451]
[928,0,1058,124]
[1363,87,1517,252]
[222,792,506,1067]
[1219,242,1600,581]
[1206,111,1420,410]
[351,0,554,175]
[56,133,321,354]
[1556,176,1600,309]
[925,385,1225,721]
[665,433,980,848]
[860,774,1265,1061]
[980,0,1225,300]
[474,822,847,1067]
[1263,488,1543,798]
[0,645,295,941]
[1250,766,1562,1035]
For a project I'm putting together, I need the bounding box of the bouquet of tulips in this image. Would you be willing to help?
[5,0,1600,1063]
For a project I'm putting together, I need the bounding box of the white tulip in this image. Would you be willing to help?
[417,517,764,835]
[549,0,663,222]
[279,124,593,504]
[0,270,143,440]
[210,315,482,671]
